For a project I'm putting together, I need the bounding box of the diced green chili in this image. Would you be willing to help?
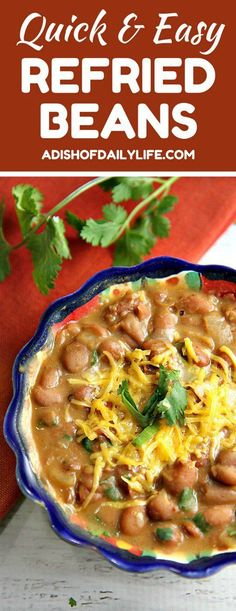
[63,434,73,442]
[156,527,173,542]
[104,486,123,501]
[185,271,202,291]
[193,512,210,533]
[82,437,93,453]
[102,475,123,501]
[178,488,198,513]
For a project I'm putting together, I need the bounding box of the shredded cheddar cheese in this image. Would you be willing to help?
[69,339,236,501]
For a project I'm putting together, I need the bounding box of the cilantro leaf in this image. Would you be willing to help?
[13,184,44,236]
[151,214,170,238]
[68,598,77,608]
[0,200,11,281]
[142,366,178,417]
[129,179,154,201]
[114,232,141,267]
[81,204,127,248]
[119,366,186,430]
[157,195,178,214]
[156,365,179,399]
[27,217,70,294]
[112,182,132,202]
[157,379,187,426]
[118,380,147,427]
[81,219,118,248]
[112,178,154,203]
[50,216,71,260]
[103,203,127,224]
[66,211,85,233]
[134,216,156,251]
[100,178,120,192]
[114,221,154,267]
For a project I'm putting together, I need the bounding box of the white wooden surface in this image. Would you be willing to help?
[1,224,236,611]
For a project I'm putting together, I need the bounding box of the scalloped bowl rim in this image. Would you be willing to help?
[4,256,236,578]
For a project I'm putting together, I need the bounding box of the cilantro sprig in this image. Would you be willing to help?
[74,178,178,267]
[118,365,187,444]
[0,176,178,294]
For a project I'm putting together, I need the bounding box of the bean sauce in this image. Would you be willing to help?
[30,273,236,558]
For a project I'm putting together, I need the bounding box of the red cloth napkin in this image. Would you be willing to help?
[1,177,236,518]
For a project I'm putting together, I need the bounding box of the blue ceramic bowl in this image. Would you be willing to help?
[4,256,236,577]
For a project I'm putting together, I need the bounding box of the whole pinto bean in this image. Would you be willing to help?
[203,482,236,505]
[79,465,94,490]
[153,309,178,342]
[192,344,211,368]
[147,490,178,521]
[75,483,102,504]
[134,300,151,321]
[178,293,214,315]
[62,340,90,373]
[120,313,147,344]
[211,464,236,486]
[163,461,198,496]
[156,523,183,548]
[71,385,95,402]
[143,339,168,356]
[40,367,61,388]
[120,506,147,536]
[99,337,125,360]
[223,305,236,324]
[204,312,233,348]
[33,384,66,406]
[154,310,178,330]
[218,349,233,366]
[33,366,65,406]
[203,505,234,527]
[115,465,130,492]
[211,447,236,485]
[183,521,202,538]
[81,322,110,338]
[217,448,236,467]
[36,408,58,426]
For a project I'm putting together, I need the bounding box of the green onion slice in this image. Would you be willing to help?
[133,422,159,447]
